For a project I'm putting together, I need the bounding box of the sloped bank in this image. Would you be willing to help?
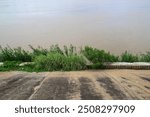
[0,70,149,100]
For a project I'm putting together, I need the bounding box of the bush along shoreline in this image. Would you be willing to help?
[0,45,150,72]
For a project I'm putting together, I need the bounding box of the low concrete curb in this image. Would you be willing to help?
[104,62,150,69]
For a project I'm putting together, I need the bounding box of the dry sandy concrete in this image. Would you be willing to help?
[0,70,149,100]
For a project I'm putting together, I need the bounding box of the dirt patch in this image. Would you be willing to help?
[97,77,127,99]
[140,77,150,82]
[79,77,103,100]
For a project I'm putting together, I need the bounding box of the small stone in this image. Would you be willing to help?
[0,62,4,66]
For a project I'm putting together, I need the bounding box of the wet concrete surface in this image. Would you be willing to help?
[0,70,150,100]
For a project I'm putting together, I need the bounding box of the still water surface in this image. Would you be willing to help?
[0,0,150,54]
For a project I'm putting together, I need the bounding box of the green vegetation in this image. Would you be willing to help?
[82,46,119,63]
[33,45,85,71]
[87,63,105,69]
[0,61,36,72]
[0,61,20,71]
[34,53,86,71]
[0,45,150,72]
[120,51,139,62]
[140,52,150,62]
[0,46,31,62]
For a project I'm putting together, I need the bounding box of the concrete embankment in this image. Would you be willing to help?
[104,62,150,69]
[0,70,150,100]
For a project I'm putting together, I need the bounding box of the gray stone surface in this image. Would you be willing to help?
[0,70,150,100]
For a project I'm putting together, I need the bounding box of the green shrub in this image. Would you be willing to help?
[29,45,49,57]
[34,53,64,71]
[3,61,20,68]
[63,45,77,56]
[120,51,139,62]
[63,55,86,71]
[34,53,86,71]
[49,44,64,55]
[81,46,119,63]
[0,61,20,71]
[87,63,105,69]
[29,44,65,60]
[140,52,150,62]
[0,46,31,62]
[0,52,3,62]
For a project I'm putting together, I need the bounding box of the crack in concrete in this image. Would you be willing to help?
[28,74,48,100]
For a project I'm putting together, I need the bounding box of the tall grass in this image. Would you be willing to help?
[120,51,150,62]
[81,46,119,63]
[30,44,85,71]
[0,45,150,71]
[0,46,31,62]
[63,44,77,56]
[29,44,77,57]
[120,51,139,62]
[29,45,48,56]
[140,52,150,62]
[34,53,86,71]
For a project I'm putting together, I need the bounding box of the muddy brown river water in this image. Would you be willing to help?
[0,0,150,54]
